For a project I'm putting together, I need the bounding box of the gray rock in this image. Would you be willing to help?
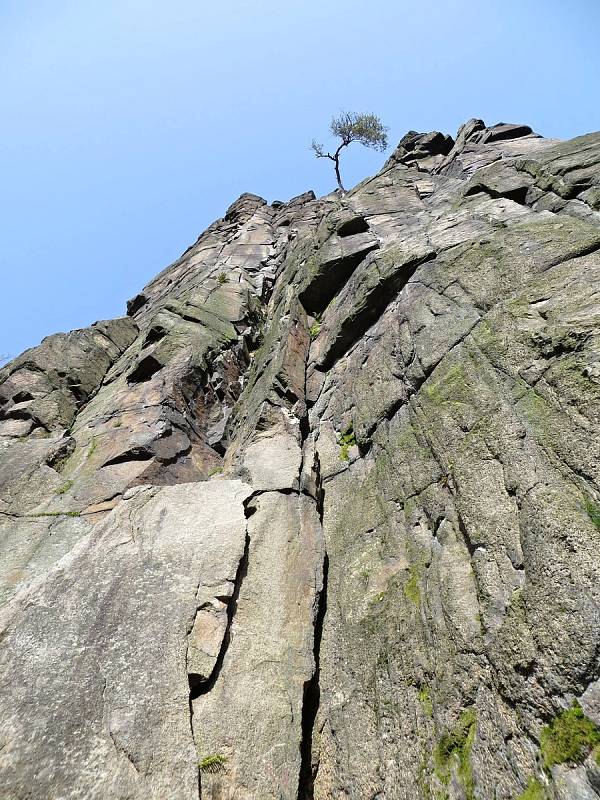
[478,122,535,143]
[242,432,303,490]
[192,491,324,800]
[3,120,600,800]
[0,480,252,800]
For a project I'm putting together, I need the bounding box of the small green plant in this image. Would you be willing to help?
[309,321,321,339]
[540,701,600,769]
[433,708,476,799]
[55,480,74,495]
[583,497,600,531]
[517,777,546,800]
[338,424,357,461]
[208,466,224,477]
[418,686,433,718]
[199,753,227,774]
[217,272,228,284]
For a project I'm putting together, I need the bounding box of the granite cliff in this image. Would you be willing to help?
[2,119,600,799]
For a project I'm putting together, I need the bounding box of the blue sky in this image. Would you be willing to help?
[1,0,599,359]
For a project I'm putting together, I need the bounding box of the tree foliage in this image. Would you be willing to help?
[311,111,388,192]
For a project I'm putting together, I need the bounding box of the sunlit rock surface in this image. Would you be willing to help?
[2,121,600,799]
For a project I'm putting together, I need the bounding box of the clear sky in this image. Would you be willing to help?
[1,0,599,359]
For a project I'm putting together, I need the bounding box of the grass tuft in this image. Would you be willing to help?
[338,424,357,461]
[309,321,321,339]
[199,753,227,774]
[517,777,546,800]
[583,497,600,531]
[418,685,433,718]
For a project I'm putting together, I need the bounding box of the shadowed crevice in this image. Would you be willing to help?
[297,551,329,800]
[319,251,437,371]
[127,355,162,384]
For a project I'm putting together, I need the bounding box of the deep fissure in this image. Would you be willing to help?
[297,550,329,800]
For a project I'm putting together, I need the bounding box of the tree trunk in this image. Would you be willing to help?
[334,155,346,194]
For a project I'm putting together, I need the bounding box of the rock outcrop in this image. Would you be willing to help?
[2,120,600,799]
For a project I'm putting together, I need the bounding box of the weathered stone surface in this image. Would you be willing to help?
[0,317,138,432]
[384,129,455,171]
[0,480,252,800]
[242,432,302,490]
[298,231,380,315]
[192,491,324,800]
[3,119,600,800]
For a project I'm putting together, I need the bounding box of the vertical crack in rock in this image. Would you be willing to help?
[187,654,202,798]
[298,550,328,800]
[187,499,255,796]
[188,514,253,701]
[298,326,327,798]
[182,489,255,799]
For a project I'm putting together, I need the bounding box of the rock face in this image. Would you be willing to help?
[2,120,600,799]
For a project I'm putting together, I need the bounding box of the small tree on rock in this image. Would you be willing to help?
[311,111,388,193]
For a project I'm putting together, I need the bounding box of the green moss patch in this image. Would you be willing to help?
[55,480,74,495]
[403,563,421,606]
[423,363,469,408]
[517,777,546,800]
[540,701,600,769]
[433,708,476,799]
